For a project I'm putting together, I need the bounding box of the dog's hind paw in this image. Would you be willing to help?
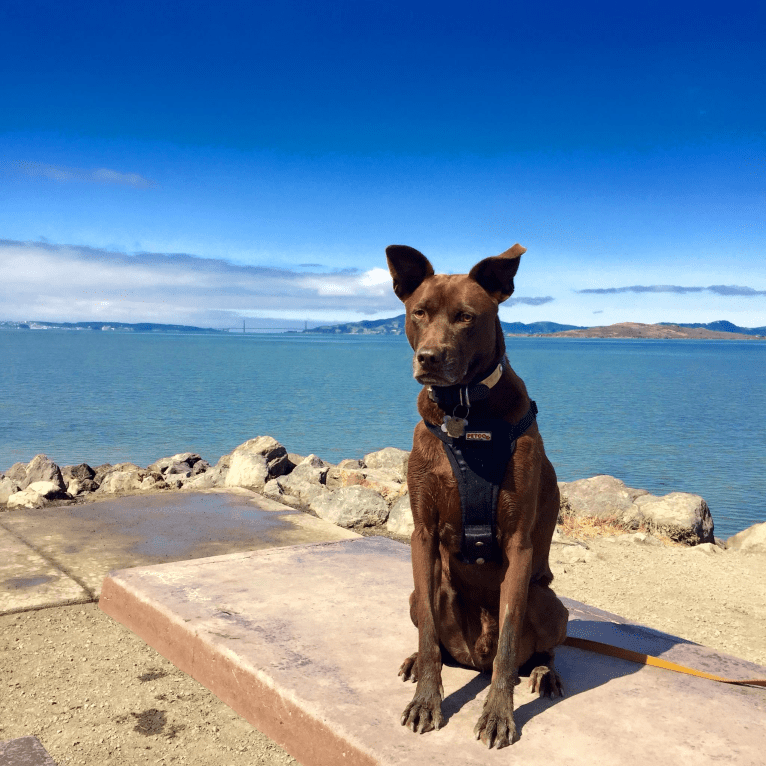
[528,665,564,697]
[398,652,419,683]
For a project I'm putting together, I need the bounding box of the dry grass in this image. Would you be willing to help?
[557,499,682,546]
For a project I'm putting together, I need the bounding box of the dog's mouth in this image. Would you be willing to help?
[414,372,458,386]
[412,355,467,387]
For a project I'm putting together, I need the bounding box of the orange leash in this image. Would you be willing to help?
[563,636,766,688]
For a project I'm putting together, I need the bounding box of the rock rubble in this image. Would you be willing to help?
[2,437,762,550]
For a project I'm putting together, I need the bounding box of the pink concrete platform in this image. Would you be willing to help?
[100,537,766,766]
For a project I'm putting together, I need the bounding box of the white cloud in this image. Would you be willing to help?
[0,239,560,327]
[5,161,155,188]
[0,240,403,326]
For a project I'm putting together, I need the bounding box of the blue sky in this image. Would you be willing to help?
[1,0,764,329]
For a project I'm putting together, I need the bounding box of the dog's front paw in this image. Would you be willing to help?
[401,689,444,733]
[528,665,564,697]
[398,652,419,683]
[473,690,518,749]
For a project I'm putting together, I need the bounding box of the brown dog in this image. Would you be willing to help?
[386,243,568,749]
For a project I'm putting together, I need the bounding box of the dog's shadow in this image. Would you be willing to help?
[438,618,701,733]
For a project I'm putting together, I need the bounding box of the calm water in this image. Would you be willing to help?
[1,331,765,538]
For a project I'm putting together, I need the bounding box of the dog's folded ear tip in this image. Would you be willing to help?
[501,243,526,258]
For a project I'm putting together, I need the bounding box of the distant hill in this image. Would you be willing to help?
[0,320,225,333]
[659,320,766,337]
[502,321,585,334]
[545,322,763,339]
[305,315,585,335]
[307,315,407,334]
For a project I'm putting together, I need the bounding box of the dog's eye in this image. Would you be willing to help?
[459,313,474,323]
[412,308,426,318]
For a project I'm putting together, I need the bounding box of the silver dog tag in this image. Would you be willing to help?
[442,415,468,438]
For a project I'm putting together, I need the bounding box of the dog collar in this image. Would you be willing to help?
[427,362,503,411]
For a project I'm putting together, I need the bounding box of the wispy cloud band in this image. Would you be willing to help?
[508,296,554,306]
[0,240,554,326]
[578,285,766,296]
[5,161,155,188]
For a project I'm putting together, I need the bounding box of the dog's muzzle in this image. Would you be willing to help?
[413,346,463,385]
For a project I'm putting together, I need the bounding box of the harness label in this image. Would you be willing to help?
[465,431,492,441]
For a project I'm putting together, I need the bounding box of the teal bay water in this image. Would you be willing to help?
[1,331,764,539]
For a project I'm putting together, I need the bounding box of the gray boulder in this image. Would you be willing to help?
[61,464,97,495]
[61,463,96,483]
[141,474,169,491]
[93,464,114,486]
[183,455,229,490]
[261,478,284,501]
[276,460,329,508]
[325,462,406,505]
[7,488,48,509]
[225,452,268,490]
[559,475,648,527]
[148,452,208,478]
[96,464,146,494]
[363,447,410,482]
[5,463,29,483]
[166,461,193,477]
[325,465,366,489]
[310,485,389,528]
[26,480,70,500]
[726,521,766,553]
[633,492,714,544]
[223,436,292,490]
[190,459,210,476]
[1,476,21,504]
[386,492,414,537]
[21,454,66,492]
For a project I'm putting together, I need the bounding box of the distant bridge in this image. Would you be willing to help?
[220,321,311,333]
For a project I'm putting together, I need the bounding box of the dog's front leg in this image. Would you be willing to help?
[474,541,533,748]
[401,526,444,733]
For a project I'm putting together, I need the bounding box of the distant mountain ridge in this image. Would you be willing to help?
[660,320,766,336]
[2,317,763,337]
[305,315,584,335]
[0,320,224,333]
[545,322,765,339]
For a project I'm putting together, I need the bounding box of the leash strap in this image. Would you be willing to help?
[564,636,766,687]
[423,401,538,565]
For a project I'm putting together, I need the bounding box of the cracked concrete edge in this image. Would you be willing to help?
[0,526,93,616]
[0,490,359,616]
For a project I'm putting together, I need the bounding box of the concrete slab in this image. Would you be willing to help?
[0,736,58,766]
[100,536,766,766]
[0,527,90,615]
[0,490,358,610]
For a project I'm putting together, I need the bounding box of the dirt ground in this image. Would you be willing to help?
[1,531,765,766]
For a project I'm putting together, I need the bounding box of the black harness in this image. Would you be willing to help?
[424,377,538,565]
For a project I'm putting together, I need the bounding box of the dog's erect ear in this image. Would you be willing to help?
[468,244,526,303]
[385,245,435,302]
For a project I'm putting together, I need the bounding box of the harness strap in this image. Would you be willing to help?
[423,401,538,564]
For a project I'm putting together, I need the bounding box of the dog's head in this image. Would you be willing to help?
[385,244,526,386]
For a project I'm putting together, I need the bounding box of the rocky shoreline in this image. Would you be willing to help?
[2,436,764,552]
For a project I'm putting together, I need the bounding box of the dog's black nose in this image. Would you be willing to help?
[416,347,442,367]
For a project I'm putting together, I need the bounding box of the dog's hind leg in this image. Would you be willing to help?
[524,582,568,697]
[398,652,419,682]
[528,654,564,697]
